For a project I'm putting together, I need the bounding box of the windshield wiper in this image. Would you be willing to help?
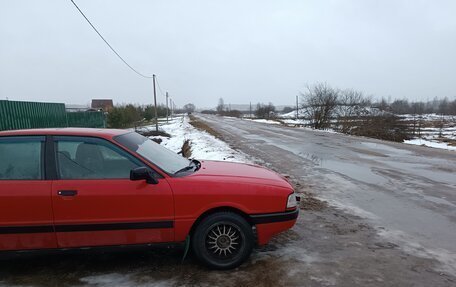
[191,159,201,171]
[174,165,194,174]
[174,159,201,174]
[174,160,195,174]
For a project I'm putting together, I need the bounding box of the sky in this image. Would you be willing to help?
[1,0,456,109]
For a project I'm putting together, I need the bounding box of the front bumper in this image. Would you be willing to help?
[250,209,299,245]
[250,209,299,224]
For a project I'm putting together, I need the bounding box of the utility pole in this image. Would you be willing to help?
[166,92,169,123]
[296,95,299,120]
[153,74,158,132]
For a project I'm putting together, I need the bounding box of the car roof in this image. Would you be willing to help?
[0,128,130,139]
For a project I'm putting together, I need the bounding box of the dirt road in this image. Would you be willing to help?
[1,115,455,287]
[192,114,456,286]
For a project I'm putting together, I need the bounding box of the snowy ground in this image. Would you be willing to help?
[404,138,456,151]
[400,113,456,122]
[400,113,456,151]
[248,112,456,152]
[139,116,250,163]
[280,118,310,126]
[244,118,282,125]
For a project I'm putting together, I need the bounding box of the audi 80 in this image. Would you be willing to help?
[0,128,298,269]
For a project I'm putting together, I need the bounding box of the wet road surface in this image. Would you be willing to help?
[194,115,456,284]
[201,116,456,255]
[1,114,455,287]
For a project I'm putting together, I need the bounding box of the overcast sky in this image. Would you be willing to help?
[1,0,456,108]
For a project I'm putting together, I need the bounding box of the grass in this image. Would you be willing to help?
[188,115,225,140]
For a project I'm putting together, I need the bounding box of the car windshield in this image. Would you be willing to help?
[115,132,192,175]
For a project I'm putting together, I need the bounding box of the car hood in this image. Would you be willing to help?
[191,160,292,189]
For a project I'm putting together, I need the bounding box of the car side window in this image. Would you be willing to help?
[55,137,144,180]
[0,136,44,180]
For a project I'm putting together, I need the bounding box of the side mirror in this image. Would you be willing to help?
[130,167,158,184]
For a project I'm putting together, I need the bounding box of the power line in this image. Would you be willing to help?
[70,0,153,78]
[154,76,166,97]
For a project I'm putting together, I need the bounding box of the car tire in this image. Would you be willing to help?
[191,212,254,270]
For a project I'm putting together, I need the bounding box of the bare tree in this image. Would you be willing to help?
[449,99,456,115]
[336,89,371,133]
[255,103,276,119]
[301,83,339,129]
[390,99,410,114]
[183,103,196,113]
[216,98,225,114]
[438,97,449,115]
[377,97,389,111]
[437,98,449,138]
[410,102,424,137]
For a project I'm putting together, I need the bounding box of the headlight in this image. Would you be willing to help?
[287,193,297,208]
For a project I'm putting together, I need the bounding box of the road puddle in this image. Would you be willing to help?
[319,159,389,185]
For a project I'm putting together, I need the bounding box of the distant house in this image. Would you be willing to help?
[91,99,113,112]
[65,104,91,112]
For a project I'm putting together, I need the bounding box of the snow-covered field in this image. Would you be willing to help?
[251,112,456,152]
[404,138,456,151]
[281,109,307,119]
[400,113,456,122]
[140,116,250,162]
[400,113,456,151]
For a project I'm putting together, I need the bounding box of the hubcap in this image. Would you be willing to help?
[206,224,241,257]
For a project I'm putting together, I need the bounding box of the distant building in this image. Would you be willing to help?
[65,104,91,112]
[91,99,113,112]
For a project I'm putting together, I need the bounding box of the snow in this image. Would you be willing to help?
[280,106,385,119]
[248,112,456,152]
[281,118,310,126]
[404,138,456,151]
[281,109,306,119]
[400,113,456,121]
[143,116,250,162]
[245,118,282,125]
[246,117,339,134]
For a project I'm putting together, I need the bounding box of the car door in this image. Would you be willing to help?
[51,136,174,248]
[0,136,56,251]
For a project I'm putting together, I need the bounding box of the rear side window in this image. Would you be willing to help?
[0,136,44,180]
[55,136,143,180]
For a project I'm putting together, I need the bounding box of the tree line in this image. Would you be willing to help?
[382,97,456,115]
[107,104,171,128]
[209,98,277,119]
[299,82,456,141]
[107,103,198,128]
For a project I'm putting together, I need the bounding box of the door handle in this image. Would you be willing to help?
[57,190,78,196]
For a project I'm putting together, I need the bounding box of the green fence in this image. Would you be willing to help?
[66,111,105,128]
[0,100,105,131]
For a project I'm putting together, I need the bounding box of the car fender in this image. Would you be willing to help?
[173,201,251,242]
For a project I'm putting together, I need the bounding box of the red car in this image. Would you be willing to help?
[0,128,298,269]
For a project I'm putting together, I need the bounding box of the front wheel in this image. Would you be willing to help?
[191,212,254,270]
